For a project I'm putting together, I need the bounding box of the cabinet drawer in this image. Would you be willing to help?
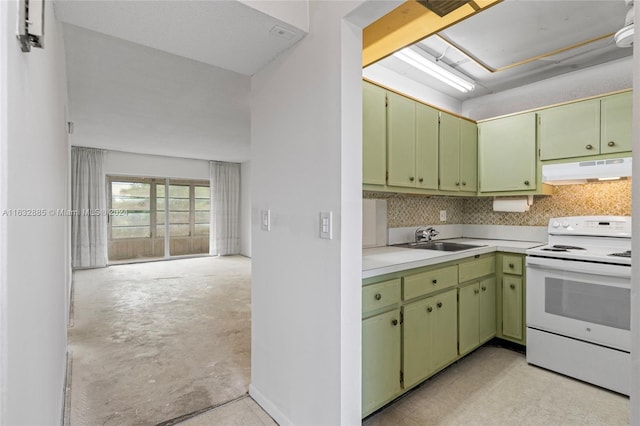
[459,256,495,283]
[502,255,523,275]
[363,279,401,314]
[403,266,458,300]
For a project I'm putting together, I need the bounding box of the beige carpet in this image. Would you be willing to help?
[67,256,251,426]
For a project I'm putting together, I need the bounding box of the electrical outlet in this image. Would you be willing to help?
[440,210,447,222]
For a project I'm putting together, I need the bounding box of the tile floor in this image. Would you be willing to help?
[363,344,629,426]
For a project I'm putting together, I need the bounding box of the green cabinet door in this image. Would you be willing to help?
[459,119,478,192]
[538,99,600,160]
[502,276,523,341]
[478,113,536,192]
[431,289,458,372]
[402,298,434,389]
[415,103,439,190]
[439,112,461,191]
[363,82,387,185]
[601,91,632,154]
[362,308,401,416]
[458,283,480,356]
[479,276,496,343]
[387,92,416,187]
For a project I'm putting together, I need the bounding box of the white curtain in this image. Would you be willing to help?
[71,147,108,268]
[210,161,240,255]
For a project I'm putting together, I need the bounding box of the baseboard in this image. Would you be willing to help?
[61,349,72,426]
[249,384,293,426]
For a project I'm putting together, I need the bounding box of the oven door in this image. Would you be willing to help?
[526,256,631,352]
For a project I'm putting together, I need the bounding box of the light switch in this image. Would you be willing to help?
[261,209,271,231]
[320,211,332,239]
[440,210,447,222]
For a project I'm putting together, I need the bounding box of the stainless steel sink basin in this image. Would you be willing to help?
[392,241,485,252]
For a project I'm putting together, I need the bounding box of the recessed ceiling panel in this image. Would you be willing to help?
[439,0,628,70]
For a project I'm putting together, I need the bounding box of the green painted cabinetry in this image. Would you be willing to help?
[362,308,401,416]
[457,255,496,356]
[601,91,632,155]
[402,288,457,389]
[363,81,387,185]
[387,92,439,189]
[439,112,477,193]
[538,91,632,161]
[496,253,526,345]
[478,113,537,192]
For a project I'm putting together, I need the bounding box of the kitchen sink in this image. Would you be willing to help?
[392,241,485,252]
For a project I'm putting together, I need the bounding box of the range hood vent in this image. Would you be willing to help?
[542,157,632,185]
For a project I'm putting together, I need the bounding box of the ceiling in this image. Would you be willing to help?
[366,0,633,101]
[53,0,308,162]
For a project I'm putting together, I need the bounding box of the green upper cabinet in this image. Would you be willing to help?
[601,91,632,155]
[538,99,600,160]
[415,103,440,190]
[387,92,439,189]
[538,91,632,161]
[387,91,416,187]
[363,81,387,185]
[459,119,478,192]
[478,113,537,192]
[439,112,477,193]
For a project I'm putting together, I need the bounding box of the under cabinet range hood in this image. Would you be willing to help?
[542,157,632,185]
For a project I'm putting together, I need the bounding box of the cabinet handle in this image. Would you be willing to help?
[474,289,480,294]
[586,144,593,150]
[437,302,443,308]
[608,141,615,147]
[409,176,415,182]
[481,286,487,291]
[455,182,460,186]
[509,263,515,268]
[510,283,516,289]
[524,180,530,186]
[391,319,398,326]
[374,293,381,301]
[418,177,424,183]
[432,279,437,285]
[462,181,467,186]
[427,306,433,313]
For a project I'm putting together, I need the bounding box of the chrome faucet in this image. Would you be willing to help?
[415,226,439,243]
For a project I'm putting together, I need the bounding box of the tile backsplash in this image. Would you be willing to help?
[364,180,631,228]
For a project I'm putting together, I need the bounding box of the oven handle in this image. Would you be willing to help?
[526,256,631,279]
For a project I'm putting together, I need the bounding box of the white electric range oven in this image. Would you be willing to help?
[525,216,631,395]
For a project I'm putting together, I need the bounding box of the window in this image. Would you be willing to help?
[108,177,210,261]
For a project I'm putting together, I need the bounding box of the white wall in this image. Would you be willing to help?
[240,0,310,33]
[104,150,210,180]
[462,57,633,120]
[240,161,252,257]
[249,2,365,424]
[1,1,70,424]
[363,64,463,113]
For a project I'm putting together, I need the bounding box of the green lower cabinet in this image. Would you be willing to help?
[362,309,402,417]
[479,277,496,343]
[402,289,457,389]
[458,283,480,356]
[458,276,497,356]
[502,276,523,341]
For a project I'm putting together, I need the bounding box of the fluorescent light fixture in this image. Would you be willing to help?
[394,47,475,93]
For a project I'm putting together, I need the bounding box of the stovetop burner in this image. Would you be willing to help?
[609,250,631,258]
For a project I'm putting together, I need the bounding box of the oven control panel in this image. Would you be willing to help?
[548,216,631,237]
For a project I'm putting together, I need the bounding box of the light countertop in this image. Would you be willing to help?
[363,238,544,279]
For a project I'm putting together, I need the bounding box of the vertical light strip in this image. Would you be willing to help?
[164,178,170,258]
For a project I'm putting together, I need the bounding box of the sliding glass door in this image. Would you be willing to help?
[108,177,210,262]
